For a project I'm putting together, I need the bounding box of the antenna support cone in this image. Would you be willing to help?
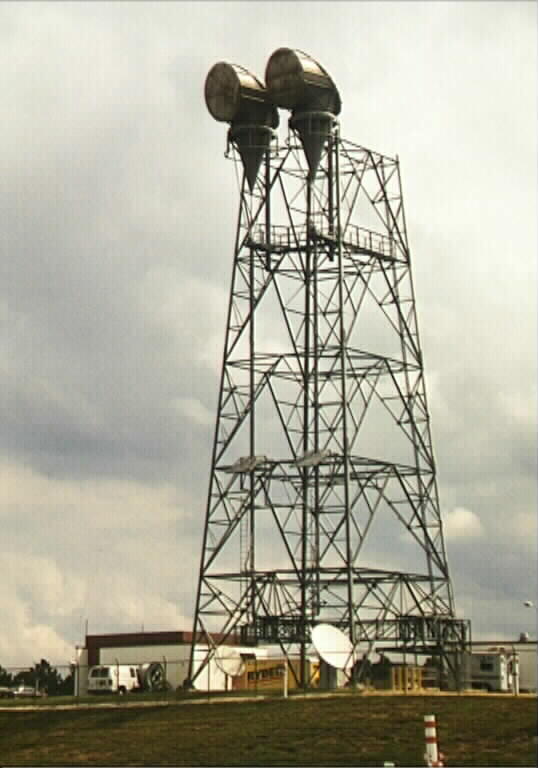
[290,110,336,180]
[230,124,275,192]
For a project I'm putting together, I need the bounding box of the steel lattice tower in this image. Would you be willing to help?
[188,50,469,689]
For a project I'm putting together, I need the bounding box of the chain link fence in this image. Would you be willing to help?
[0,656,320,703]
[0,652,422,703]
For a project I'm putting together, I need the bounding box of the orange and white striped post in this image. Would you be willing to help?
[424,714,444,767]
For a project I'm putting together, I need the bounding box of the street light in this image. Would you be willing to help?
[522,600,536,631]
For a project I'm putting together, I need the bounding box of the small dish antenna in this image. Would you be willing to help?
[214,646,245,677]
[311,623,355,671]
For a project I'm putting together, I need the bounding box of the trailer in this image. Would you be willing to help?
[470,652,510,692]
[468,643,537,693]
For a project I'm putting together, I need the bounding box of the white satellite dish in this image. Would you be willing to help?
[214,646,245,677]
[311,623,355,671]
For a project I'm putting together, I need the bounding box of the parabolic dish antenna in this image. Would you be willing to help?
[311,624,355,671]
[214,646,245,677]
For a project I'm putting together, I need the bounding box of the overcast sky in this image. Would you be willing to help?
[1,1,536,668]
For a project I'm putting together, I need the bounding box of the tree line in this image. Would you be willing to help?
[0,658,74,696]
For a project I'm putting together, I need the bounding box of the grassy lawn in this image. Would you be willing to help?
[0,693,535,766]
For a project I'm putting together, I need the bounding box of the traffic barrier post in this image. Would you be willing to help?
[424,714,444,767]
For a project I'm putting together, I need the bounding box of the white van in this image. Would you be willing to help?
[88,665,141,695]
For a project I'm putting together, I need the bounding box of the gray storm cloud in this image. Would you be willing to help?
[0,1,535,664]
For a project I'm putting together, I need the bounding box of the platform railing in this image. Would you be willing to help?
[248,221,396,259]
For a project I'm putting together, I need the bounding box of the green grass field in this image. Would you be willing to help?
[0,693,535,766]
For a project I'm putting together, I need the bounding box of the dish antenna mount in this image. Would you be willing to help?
[265,48,341,179]
[205,62,278,191]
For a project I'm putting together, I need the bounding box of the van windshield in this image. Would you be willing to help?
[90,667,110,678]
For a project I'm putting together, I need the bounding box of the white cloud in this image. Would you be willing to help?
[0,554,80,666]
[1,553,85,618]
[497,390,537,431]
[173,397,214,427]
[0,550,193,666]
[444,506,484,540]
[510,512,538,552]
[0,461,199,664]
[0,461,189,528]
[134,267,227,369]
[93,570,191,631]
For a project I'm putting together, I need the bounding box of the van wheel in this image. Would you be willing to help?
[118,687,126,696]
